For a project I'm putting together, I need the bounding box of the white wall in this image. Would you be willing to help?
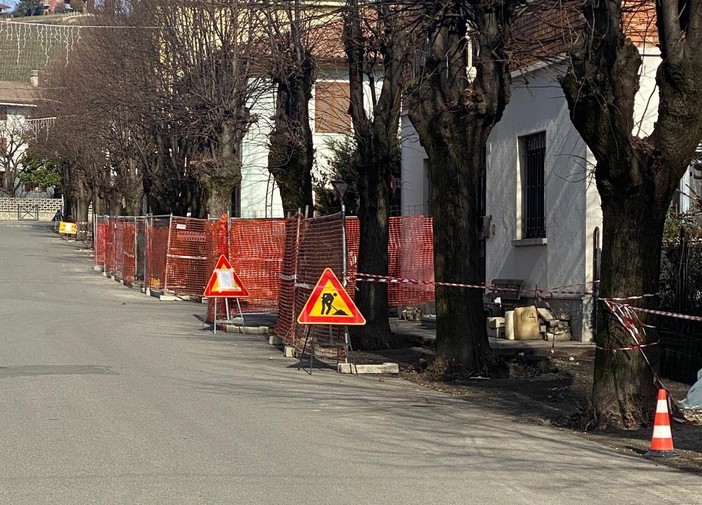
[240,66,382,218]
[400,110,429,215]
[242,87,282,218]
[634,50,661,138]
[486,65,591,291]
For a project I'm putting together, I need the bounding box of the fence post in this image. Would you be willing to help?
[163,214,173,294]
[145,215,152,294]
[133,216,138,288]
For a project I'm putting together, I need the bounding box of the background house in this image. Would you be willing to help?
[241,65,353,218]
[0,77,42,196]
[401,44,664,341]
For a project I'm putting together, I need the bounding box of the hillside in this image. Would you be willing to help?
[0,13,89,82]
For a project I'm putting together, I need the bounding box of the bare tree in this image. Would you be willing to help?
[153,0,267,218]
[261,0,317,217]
[35,13,151,218]
[0,114,34,195]
[344,0,412,348]
[408,0,526,374]
[559,0,702,428]
[34,0,267,219]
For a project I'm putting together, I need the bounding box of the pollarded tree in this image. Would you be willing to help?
[408,0,526,374]
[261,0,317,217]
[36,12,151,217]
[153,0,268,218]
[344,0,413,349]
[559,0,702,428]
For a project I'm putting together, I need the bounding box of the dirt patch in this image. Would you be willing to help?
[353,342,702,473]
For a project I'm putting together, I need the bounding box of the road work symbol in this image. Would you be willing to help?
[321,293,346,315]
[297,268,365,325]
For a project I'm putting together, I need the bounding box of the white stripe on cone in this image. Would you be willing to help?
[652,424,672,439]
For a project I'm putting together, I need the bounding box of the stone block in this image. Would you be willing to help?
[545,331,572,342]
[268,335,284,345]
[487,317,505,329]
[337,362,399,374]
[487,326,505,339]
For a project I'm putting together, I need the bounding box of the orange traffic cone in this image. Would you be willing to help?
[644,389,678,459]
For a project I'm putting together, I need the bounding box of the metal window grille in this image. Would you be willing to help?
[522,132,546,239]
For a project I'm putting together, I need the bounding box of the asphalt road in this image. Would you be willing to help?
[0,221,700,505]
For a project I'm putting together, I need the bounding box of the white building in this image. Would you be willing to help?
[241,64,381,218]
[0,78,43,196]
[401,49,663,342]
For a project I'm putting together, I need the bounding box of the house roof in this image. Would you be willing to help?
[511,0,657,66]
[0,81,41,105]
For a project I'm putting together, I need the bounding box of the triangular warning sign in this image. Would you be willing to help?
[203,255,249,298]
[297,268,365,325]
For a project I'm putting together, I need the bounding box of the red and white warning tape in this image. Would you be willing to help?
[600,298,667,390]
[352,272,702,324]
[354,272,598,296]
[621,305,702,323]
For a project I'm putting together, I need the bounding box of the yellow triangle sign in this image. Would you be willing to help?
[297,268,366,325]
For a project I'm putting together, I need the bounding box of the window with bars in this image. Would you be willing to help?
[521,132,546,239]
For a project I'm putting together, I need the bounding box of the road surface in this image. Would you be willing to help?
[0,221,699,504]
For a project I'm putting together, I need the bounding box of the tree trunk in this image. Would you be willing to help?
[123,157,144,216]
[408,3,518,374]
[70,176,90,224]
[144,129,187,215]
[351,148,393,349]
[419,127,492,373]
[268,72,314,216]
[593,193,665,427]
[200,163,238,218]
[267,4,315,218]
[558,0,702,428]
[199,120,245,218]
[2,167,15,194]
[344,0,408,349]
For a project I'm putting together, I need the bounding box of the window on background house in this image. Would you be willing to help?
[520,132,546,239]
[314,81,351,135]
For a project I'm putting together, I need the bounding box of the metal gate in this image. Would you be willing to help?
[17,203,38,221]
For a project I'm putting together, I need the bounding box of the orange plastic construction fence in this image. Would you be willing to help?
[145,216,170,291]
[274,213,348,359]
[93,213,435,346]
[274,214,435,355]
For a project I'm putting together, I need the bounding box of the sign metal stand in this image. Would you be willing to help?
[203,255,249,334]
[296,267,365,373]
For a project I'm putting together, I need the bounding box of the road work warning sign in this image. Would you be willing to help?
[203,255,249,298]
[297,268,365,325]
